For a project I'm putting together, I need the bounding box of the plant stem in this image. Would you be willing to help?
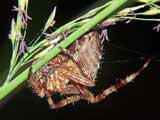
[120,16,160,21]
[0,0,134,101]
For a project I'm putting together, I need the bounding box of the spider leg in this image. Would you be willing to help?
[76,59,151,103]
[50,95,82,109]
[67,72,95,87]
[28,66,36,87]
[47,84,81,108]
[57,85,80,95]
[59,46,95,85]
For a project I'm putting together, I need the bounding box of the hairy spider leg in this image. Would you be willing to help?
[47,85,81,107]
[58,46,95,86]
[50,59,150,108]
[50,95,81,109]
[75,59,151,103]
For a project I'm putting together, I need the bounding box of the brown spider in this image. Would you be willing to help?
[29,31,151,109]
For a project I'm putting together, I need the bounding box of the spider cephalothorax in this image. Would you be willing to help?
[29,30,150,109]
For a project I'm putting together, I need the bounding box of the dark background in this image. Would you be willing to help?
[0,0,160,120]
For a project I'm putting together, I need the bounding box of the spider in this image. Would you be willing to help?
[29,30,150,109]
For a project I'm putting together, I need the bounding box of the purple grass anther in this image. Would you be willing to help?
[19,39,29,55]
[12,6,32,29]
[15,32,29,55]
[62,29,70,39]
[100,29,110,42]
[44,33,58,40]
